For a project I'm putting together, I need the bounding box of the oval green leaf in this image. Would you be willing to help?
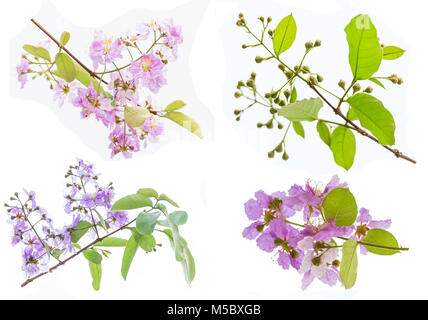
[316,121,331,146]
[124,106,150,128]
[347,93,395,145]
[278,97,323,122]
[23,44,51,62]
[136,212,161,236]
[362,229,401,255]
[94,237,128,247]
[60,31,71,46]
[165,100,186,112]
[292,121,305,139]
[383,46,405,60]
[70,221,92,243]
[330,126,356,170]
[55,53,76,82]
[340,239,358,289]
[110,194,153,211]
[345,14,382,80]
[163,111,203,139]
[137,188,158,199]
[121,235,139,280]
[158,193,179,208]
[83,249,103,264]
[322,188,358,226]
[88,261,102,291]
[273,14,297,56]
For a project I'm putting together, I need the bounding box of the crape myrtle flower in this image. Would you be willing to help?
[53,79,77,107]
[129,52,167,93]
[16,59,30,88]
[89,31,124,70]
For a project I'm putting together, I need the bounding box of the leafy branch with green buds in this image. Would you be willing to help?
[234,13,415,170]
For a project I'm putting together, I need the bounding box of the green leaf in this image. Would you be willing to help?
[362,229,401,255]
[345,14,382,80]
[383,46,405,60]
[55,53,76,83]
[159,211,188,227]
[136,212,161,236]
[162,228,196,285]
[110,194,153,211]
[290,87,297,103]
[369,77,385,89]
[94,237,128,247]
[292,121,305,138]
[158,194,179,207]
[340,239,358,289]
[137,188,158,199]
[347,93,396,145]
[273,14,297,56]
[51,248,65,260]
[88,261,102,291]
[60,31,71,46]
[73,62,106,95]
[121,235,139,280]
[330,126,356,170]
[83,249,103,264]
[124,106,150,128]
[165,100,186,112]
[23,44,51,61]
[139,234,157,253]
[70,221,92,243]
[163,111,203,139]
[347,108,359,121]
[322,188,358,226]
[316,121,331,146]
[278,97,323,122]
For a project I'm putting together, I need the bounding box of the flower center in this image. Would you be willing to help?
[141,57,152,72]
[102,38,113,54]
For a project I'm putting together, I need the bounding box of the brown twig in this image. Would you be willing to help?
[21,218,136,288]
[31,18,108,85]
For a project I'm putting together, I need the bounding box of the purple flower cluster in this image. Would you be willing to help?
[5,159,127,278]
[242,176,391,290]
[17,18,182,158]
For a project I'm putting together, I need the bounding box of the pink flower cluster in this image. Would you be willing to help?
[243,176,392,290]
[17,19,183,158]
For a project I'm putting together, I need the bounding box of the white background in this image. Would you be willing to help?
[0,0,427,300]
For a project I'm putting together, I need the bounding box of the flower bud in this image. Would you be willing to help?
[242,44,248,49]
[270,108,278,114]
[274,238,283,246]
[278,64,285,71]
[397,78,403,85]
[302,66,311,74]
[274,97,280,104]
[234,109,241,115]
[332,260,340,267]
[279,100,286,107]
[267,17,272,23]
[256,224,265,232]
[352,83,361,93]
[338,80,346,90]
[312,256,322,266]
[305,41,314,50]
[314,40,322,47]
[275,144,283,153]
[283,89,291,98]
[238,13,244,19]
[251,72,256,79]
[268,151,275,158]
[259,16,265,22]
[257,122,263,128]
[363,86,373,93]
[265,93,271,99]
[236,116,241,121]
[255,56,264,63]
[234,92,242,98]
[278,122,284,129]
[237,80,245,88]
[268,29,274,37]
[282,152,289,161]
[285,71,294,79]
[246,79,254,88]
[291,249,300,259]
[316,74,324,83]
[266,121,274,129]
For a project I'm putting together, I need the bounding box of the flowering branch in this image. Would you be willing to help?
[234,13,416,169]
[5,159,196,290]
[243,176,408,290]
[17,17,203,159]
